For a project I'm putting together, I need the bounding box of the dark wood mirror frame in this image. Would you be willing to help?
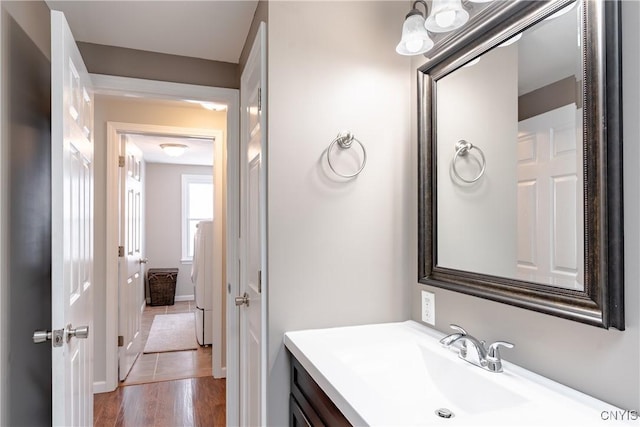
[418,0,624,329]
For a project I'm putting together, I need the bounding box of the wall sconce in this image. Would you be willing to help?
[396,0,433,56]
[397,0,494,56]
[160,143,188,157]
[425,0,469,33]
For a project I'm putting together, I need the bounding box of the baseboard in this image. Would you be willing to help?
[146,295,194,304]
[213,366,227,379]
[93,380,115,394]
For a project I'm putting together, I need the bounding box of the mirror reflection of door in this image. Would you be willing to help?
[516,104,584,290]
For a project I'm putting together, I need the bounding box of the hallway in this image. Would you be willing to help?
[122,301,212,385]
[94,301,225,426]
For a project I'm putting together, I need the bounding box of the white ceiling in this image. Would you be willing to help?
[518,4,580,95]
[46,0,258,63]
[127,134,214,166]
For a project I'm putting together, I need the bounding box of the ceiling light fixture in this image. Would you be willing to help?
[498,33,522,47]
[160,143,188,157]
[396,0,434,56]
[185,100,228,111]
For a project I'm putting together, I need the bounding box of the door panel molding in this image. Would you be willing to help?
[235,21,267,427]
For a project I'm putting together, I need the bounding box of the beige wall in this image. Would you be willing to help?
[93,95,225,385]
[266,2,413,425]
[145,163,213,299]
[411,0,640,412]
[79,42,239,89]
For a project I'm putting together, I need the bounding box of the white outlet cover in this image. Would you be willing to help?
[421,290,435,326]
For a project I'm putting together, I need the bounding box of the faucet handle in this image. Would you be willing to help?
[487,341,514,359]
[449,324,468,335]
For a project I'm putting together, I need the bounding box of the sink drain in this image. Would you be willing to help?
[435,408,455,419]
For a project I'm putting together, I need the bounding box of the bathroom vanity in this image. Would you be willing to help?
[285,321,630,426]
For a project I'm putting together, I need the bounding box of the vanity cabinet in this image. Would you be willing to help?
[289,356,351,427]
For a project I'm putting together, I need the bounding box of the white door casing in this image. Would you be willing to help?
[517,104,584,290]
[0,9,5,425]
[51,10,94,426]
[237,22,267,427]
[102,121,229,392]
[118,135,145,381]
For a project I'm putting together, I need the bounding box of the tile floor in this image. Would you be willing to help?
[121,300,212,386]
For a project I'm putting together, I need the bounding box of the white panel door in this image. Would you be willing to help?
[238,22,266,427]
[51,10,94,426]
[517,104,583,289]
[118,135,145,381]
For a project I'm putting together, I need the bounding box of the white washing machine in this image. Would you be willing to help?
[191,220,213,346]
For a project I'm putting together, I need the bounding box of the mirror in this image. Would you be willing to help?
[418,0,624,329]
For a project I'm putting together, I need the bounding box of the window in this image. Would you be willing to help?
[182,174,213,262]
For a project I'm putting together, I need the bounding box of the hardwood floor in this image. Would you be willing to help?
[94,376,226,427]
[94,301,225,426]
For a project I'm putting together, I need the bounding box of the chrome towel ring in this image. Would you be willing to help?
[326,131,367,178]
[452,140,486,183]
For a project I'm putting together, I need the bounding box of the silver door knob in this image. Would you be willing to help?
[235,293,249,307]
[66,324,89,342]
[33,330,52,344]
[33,329,64,347]
[139,258,148,264]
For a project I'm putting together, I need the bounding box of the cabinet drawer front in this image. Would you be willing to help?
[290,395,313,427]
[290,357,351,427]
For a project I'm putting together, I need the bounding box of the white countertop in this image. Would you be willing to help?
[284,321,630,427]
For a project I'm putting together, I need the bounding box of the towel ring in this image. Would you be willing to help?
[452,140,486,183]
[326,131,367,178]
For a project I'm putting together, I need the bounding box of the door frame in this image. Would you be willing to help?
[0,7,6,424]
[92,75,239,392]
[106,122,223,386]
[234,22,267,427]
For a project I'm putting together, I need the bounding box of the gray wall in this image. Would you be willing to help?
[145,163,213,299]
[1,1,52,425]
[437,44,518,278]
[78,42,240,89]
[238,0,268,75]
[411,0,640,413]
[265,2,413,425]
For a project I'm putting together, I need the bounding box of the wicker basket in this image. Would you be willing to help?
[147,268,179,306]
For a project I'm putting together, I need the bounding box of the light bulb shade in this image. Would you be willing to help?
[160,143,188,157]
[425,0,469,33]
[396,13,434,55]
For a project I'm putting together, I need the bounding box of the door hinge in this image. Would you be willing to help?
[118,335,124,347]
[258,270,262,293]
[118,155,125,167]
[258,87,262,112]
[118,246,124,257]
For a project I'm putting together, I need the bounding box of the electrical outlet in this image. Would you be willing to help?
[421,290,435,326]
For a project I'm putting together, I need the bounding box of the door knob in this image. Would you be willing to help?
[235,292,249,307]
[66,324,89,342]
[139,258,148,264]
[33,329,64,347]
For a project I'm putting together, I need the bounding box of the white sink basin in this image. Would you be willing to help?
[284,321,627,426]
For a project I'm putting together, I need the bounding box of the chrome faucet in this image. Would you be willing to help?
[440,324,514,373]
